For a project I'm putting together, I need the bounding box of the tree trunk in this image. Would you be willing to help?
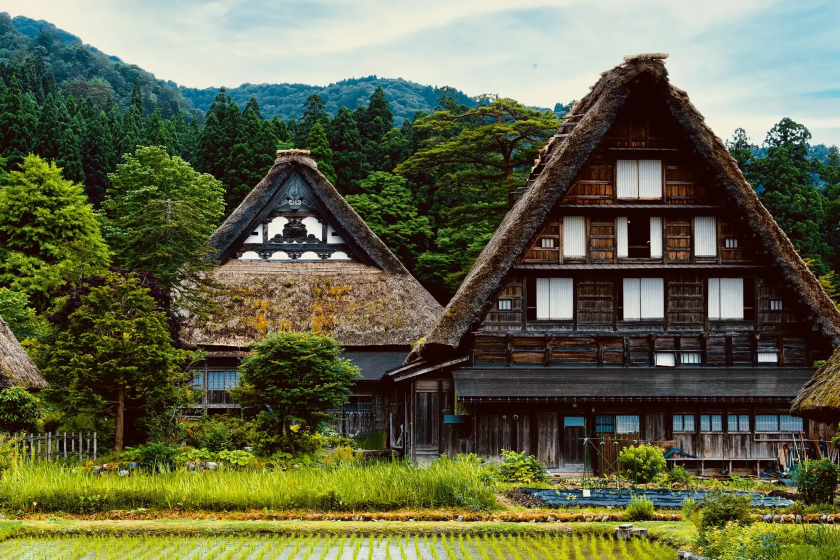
[114,386,125,452]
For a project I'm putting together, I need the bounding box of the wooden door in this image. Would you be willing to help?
[563,416,586,471]
[536,413,559,468]
[414,380,440,456]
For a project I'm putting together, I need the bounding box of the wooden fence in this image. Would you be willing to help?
[2,432,98,462]
[324,412,375,438]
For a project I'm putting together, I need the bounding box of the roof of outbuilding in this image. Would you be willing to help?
[0,316,46,390]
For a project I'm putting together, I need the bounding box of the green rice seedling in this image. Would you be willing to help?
[429,533,440,560]
[414,534,422,559]
[570,534,585,560]
[488,534,505,559]
[352,536,362,560]
[367,535,375,560]
[441,533,457,560]
[399,536,408,560]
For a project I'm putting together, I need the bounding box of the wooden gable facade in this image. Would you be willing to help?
[387,56,840,474]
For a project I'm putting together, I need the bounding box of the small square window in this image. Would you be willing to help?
[655,352,676,367]
[725,238,738,248]
[728,414,749,432]
[673,414,695,432]
[700,414,722,432]
[595,415,614,433]
[681,352,701,365]
[540,238,555,248]
[780,415,803,432]
[616,415,639,434]
[757,352,779,363]
[770,300,783,311]
[498,299,512,311]
[755,415,779,432]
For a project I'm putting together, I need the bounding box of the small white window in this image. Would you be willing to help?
[540,238,555,248]
[681,352,701,365]
[755,415,779,432]
[562,216,586,258]
[728,414,749,432]
[725,238,738,249]
[757,352,779,363]
[616,415,639,434]
[655,352,676,367]
[700,414,722,432]
[617,217,661,259]
[623,278,664,320]
[708,278,744,320]
[770,300,783,311]
[650,217,663,258]
[536,278,573,320]
[673,414,695,432]
[780,415,803,432]
[617,160,662,199]
[694,217,717,257]
[498,299,512,311]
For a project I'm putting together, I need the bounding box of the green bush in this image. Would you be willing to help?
[183,415,252,452]
[0,387,42,433]
[666,465,694,485]
[134,442,178,471]
[700,492,752,531]
[618,444,666,483]
[682,497,702,531]
[625,495,654,521]
[495,449,549,483]
[796,458,840,505]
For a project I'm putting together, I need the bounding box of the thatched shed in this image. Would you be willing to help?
[0,316,46,390]
[792,348,840,422]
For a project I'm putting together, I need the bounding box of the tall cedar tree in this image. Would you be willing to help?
[296,94,328,149]
[328,106,368,194]
[81,111,114,206]
[31,92,68,160]
[346,172,431,267]
[40,272,194,451]
[819,146,840,281]
[0,76,38,166]
[306,122,337,184]
[56,126,86,185]
[102,146,225,305]
[0,156,109,310]
[231,332,360,441]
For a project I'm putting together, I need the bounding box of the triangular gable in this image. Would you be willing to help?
[212,149,409,275]
[410,54,840,361]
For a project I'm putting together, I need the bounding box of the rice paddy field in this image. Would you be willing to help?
[0,533,674,559]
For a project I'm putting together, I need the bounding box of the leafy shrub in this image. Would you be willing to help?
[0,387,42,433]
[176,446,212,464]
[682,497,702,530]
[666,465,694,485]
[353,430,385,450]
[217,449,255,468]
[134,442,178,471]
[183,415,252,452]
[701,492,752,531]
[322,446,361,467]
[0,436,24,471]
[625,495,654,521]
[795,458,840,505]
[618,444,666,483]
[495,449,549,483]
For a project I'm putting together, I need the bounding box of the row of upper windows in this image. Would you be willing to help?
[520,277,776,321]
[567,414,803,434]
[553,215,732,259]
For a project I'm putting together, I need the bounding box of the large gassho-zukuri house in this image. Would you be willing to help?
[182,149,442,435]
[388,54,840,474]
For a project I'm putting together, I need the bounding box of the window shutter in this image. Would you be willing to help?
[655,353,676,367]
[640,278,664,319]
[708,278,721,319]
[563,216,586,258]
[536,278,550,319]
[550,278,573,320]
[616,217,628,258]
[694,216,717,257]
[638,160,663,199]
[720,278,744,319]
[623,278,641,320]
[616,160,639,198]
[649,217,663,258]
[757,352,779,363]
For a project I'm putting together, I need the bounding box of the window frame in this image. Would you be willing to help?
[497,299,512,311]
[622,277,665,321]
[535,277,574,321]
[673,414,696,433]
[700,414,723,433]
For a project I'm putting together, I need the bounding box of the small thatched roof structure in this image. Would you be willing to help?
[183,150,442,349]
[792,348,840,422]
[0,316,46,390]
[409,53,840,362]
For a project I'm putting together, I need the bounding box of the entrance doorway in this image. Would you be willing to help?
[563,416,586,471]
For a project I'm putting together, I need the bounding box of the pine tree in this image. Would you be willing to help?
[306,122,336,184]
[81,111,113,206]
[56,127,86,186]
[180,115,200,164]
[32,92,69,160]
[287,118,298,146]
[130,77,143,115]
[296,94,328,149]
[143,109,168,147]
[120,106,142,158]
[272,115,288,142]
[328,106,368,194]
[0,76,38,166]
[222,106,276,212]
[360,87,393,144]
[726,128,755,176]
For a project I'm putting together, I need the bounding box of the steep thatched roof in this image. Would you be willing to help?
[184,150,442,348]
[791,348,840,421]
[0,316,46,390]
[409,54,840,362]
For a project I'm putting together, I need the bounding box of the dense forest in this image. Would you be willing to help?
[0,11,839,305]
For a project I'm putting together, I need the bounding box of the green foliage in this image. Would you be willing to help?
[101,145,225,308]
[217,448,255,468]
[0,387,41,433]
[182,415,252,452]
[0,76,37,166]
[306,122,336,184]
[700,492,753,531]
[617,444,666,483]
[353,430,386,451]
[666,465,694,485]
[133,442,178,471]
[0,155,109,310]
[494,449,549,483]
[0,287,38,338]
[347,172,432,267]
[328,106,368,194]
[0,435,24,471]
[232,332,360,448]
[39,272,196,450]
[682,497,702,531]
[624,495,654,521]
[795,458,840,504]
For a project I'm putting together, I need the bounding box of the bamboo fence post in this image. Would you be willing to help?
[85,432,90,461]
[63,432,67,460]
[47,432,51,461]
[37,435,41,460]
[78,432,82,462]
[29,433,34,460]
[93,432,97,461]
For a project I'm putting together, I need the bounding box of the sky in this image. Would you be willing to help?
[5,0,840,146]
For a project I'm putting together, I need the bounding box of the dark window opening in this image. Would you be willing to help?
[526,276,537,321]
[627,218,650,258]
[744,278,756,321]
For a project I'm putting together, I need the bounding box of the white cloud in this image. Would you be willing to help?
[4,0,839,145]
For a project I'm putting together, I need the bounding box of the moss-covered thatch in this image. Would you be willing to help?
[0,316,46,390]
[184,150,441,348]
[791,348,840,422]
[408,54,840,362]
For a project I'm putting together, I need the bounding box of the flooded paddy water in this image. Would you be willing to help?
[0,532,674,559]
